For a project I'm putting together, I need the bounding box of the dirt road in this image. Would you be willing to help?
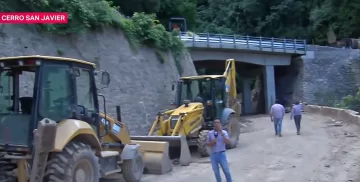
[141,113,360,182]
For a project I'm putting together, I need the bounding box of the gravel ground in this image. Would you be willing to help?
[138,113,360,182]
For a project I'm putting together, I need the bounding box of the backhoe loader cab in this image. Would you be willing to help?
[0,56,104,149]
[176,76,229,130]
[0,56,144,182]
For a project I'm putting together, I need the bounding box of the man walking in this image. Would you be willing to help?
[270,100,285,137]
[207,118,232,182]
[290,101,302,135]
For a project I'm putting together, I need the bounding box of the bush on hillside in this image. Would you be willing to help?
[335,89,360,112]
[1,0,122,34]
[119,12,184,73]
[0,0,184,73]
[109,0,160,16]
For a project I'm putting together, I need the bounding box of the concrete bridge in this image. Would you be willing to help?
[179,32,307,114]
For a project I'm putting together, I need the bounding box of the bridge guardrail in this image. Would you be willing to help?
[179,32,306,54]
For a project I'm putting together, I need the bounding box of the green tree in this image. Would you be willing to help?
[310,0,360,44]
[195,0,312,38]
[156,0,197,30]
[192,0,360,45]
[110,0,160,16]
[195,0,234,34]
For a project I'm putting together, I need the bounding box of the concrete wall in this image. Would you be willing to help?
[276,45,360,106]
[304,105,360,125]
[0,25,197,135]
[301,46,360,105]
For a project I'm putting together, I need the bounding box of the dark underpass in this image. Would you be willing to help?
[193,60,301,114]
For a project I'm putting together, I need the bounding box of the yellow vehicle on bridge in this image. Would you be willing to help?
[132,59,241,160]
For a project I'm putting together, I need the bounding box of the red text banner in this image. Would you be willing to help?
[0,12,68,24]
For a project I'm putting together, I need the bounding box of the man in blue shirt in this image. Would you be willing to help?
[290,101,302,135]
[207,118,232,182]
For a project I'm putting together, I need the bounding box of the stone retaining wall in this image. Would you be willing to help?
[304,105,360,124]
[0,25,197,135]
[296,46,360,105]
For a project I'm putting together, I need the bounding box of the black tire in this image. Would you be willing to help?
[224,114,240,149]
[122,150,144,182]
[44,142,100,182]
[197,130,211,157]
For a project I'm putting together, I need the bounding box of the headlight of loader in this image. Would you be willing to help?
[170,116,179,129]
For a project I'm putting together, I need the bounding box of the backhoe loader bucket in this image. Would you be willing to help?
[130,140,173,175]
[131,136,191,166]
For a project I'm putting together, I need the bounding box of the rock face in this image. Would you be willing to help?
[276,45,360,106]
[0,25,197,135]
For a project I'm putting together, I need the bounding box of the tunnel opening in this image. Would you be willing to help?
[193,60,265,115]
[193,59,302,115]
[274,59,302,108]
[274,65,289,106]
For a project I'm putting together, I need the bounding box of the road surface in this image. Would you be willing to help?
[140,113,360,182]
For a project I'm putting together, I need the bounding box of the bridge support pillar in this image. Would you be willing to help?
[242,78,253,114]
[263,65,276,113]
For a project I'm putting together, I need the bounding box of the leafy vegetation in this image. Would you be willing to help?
[199,0,360,45]
[1,0,123,34]
[110,0,360,45]
[111,0,161,16]
[335,89,360,112]
[112,0,197,31]
[0,0,185,74]
[313,92,339,107]
[120,12,184,73]
[314,89,360,112]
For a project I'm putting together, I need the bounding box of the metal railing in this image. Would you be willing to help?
[179,32,306,54]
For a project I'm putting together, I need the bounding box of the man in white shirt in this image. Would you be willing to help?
[270,100,285,137]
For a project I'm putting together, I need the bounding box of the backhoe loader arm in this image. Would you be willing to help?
[148,114,164,136]
[148,109,176,136]
[170,107,204,136]
[223,59,239,113]
[171,115,185,136]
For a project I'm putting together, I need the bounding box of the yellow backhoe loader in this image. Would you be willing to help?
[131,59,241,160]
[0,55,171,182]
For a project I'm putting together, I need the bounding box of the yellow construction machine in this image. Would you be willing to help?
[132,59,241,159]
[0,55,171,182]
